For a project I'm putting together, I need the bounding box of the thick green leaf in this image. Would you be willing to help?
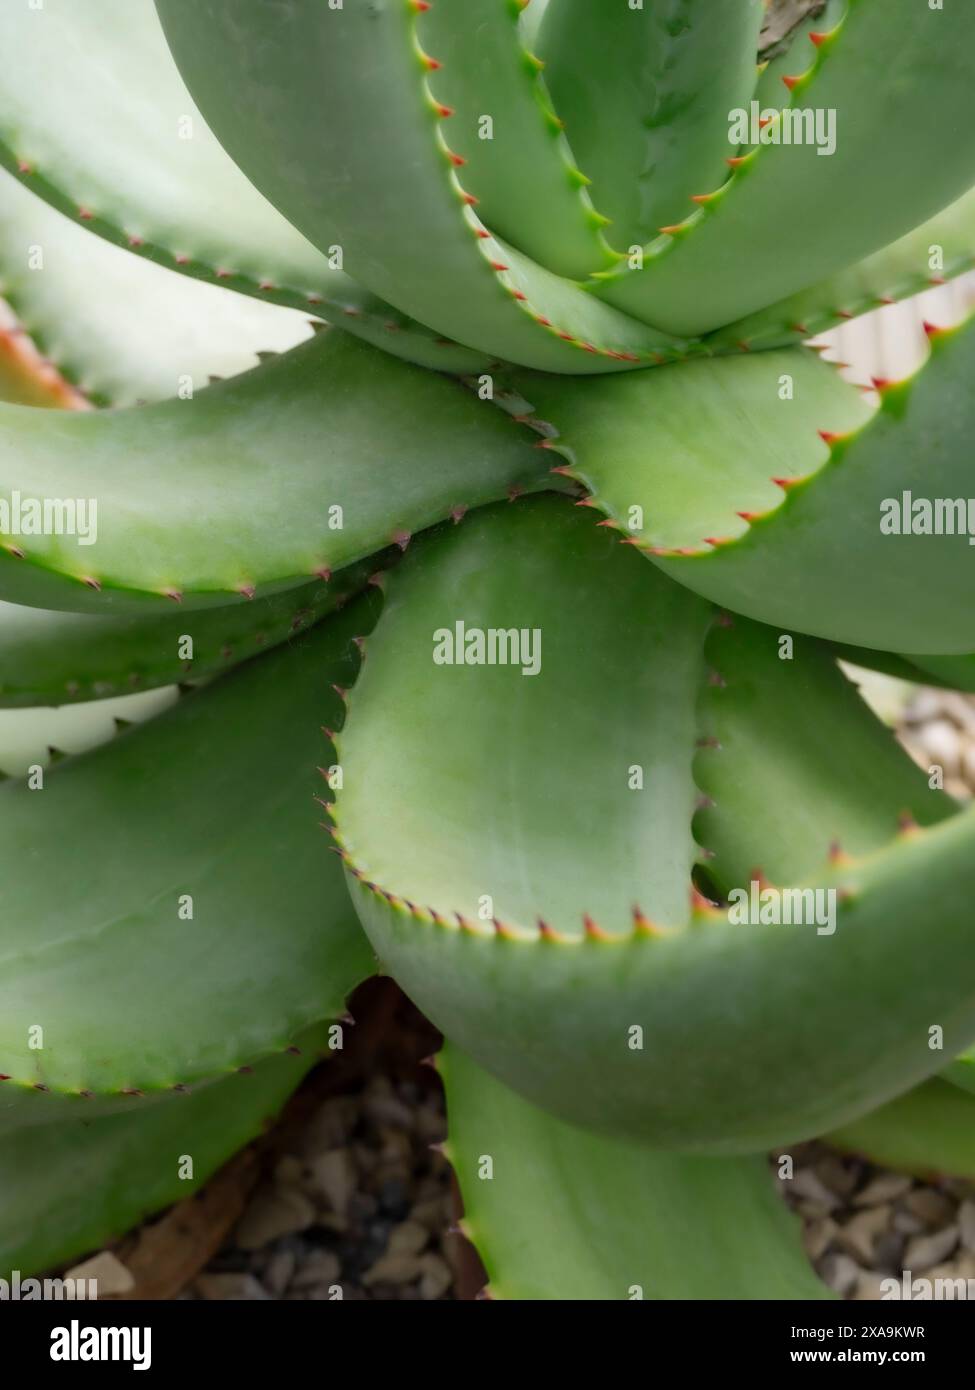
[0,170,314,407]
[708,184,975,353]
[0,598,376,1130]
[333,496,975,1152]
[156,0,686,373]
[0,1023,324,1280]
[0,330,548,614]
[826,1078,975,1181]
[441,1044,828,1300]
[0,0,488,374]
[422,0,614,278]
[0,560,375,708]
[511,324,975,653]
[595,0,975,335]
[538,0,764,251]
[694,617,954,893]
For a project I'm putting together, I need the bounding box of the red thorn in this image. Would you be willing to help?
[462,192,478,205]
[82,576,102,591]
[690,886,718,912]
[17,160,32,174]
[534,315,552,327]
[923,320,947,339]
[238,584,256,600]
[447,151,466,166]
[163,588,183,604]
[583,914,610,941]
[871,377,893,391]
[690,193,713,205]
[489,261,509,272]
[659,223,684,236]
[726,156,749,168]
[782,74,801,91]
[435,104,454,118]
[450,504,468,524]
[809,31,827,46]
[475,228,491,239]
[772,476,800,490]
[703,536,732,548]
[314,566,332,582]
[737,510,762,523]
[78,207,94,220]
[392,530,412,551]
[818,430,842,445]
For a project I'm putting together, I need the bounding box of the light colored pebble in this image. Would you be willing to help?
[903,1224,960,1272]
[362,1252,424,1287]
[418,1252,453,1300]
[307,1148,358,1216]
[792,1168,842,1212]
[388,1220,430,1257]
[835,1207,890,1263]
[854,1173,913,1206]
[917,719,961,779]
[236,1186,316,1250]
[903,1188,957,1227]
[64,1250,135,1297]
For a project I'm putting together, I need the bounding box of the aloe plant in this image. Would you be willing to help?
[2,0,975,1301]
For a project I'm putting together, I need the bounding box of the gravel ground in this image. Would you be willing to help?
[62,685,975,1301]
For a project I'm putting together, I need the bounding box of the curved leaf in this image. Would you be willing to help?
[510,323,975,653]
[0,560,375,708]
[826,1078,975,1181]
[0,598,376,1130]
[0,1023,324,1280]
[422,0,614,278]
[441,1043,828,1300]
[0,331,548,614]
[332,496,975,1152]
[537,0,764,251]
[155,0,686,373]
[0,170,314,407]
[0,0,487,373]
[595,0,975,335]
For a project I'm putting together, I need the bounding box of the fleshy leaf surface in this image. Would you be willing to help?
[511,326,975,653]
[333,497,975,1152]
[537,0,764,251]
[0,331,548,614]
[441,1044,828,1300]
[0,1024,324,1280]
[0,599,376,1128]
[595,0,975,335]
[0,0,488,373]
[155,0,687,373]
